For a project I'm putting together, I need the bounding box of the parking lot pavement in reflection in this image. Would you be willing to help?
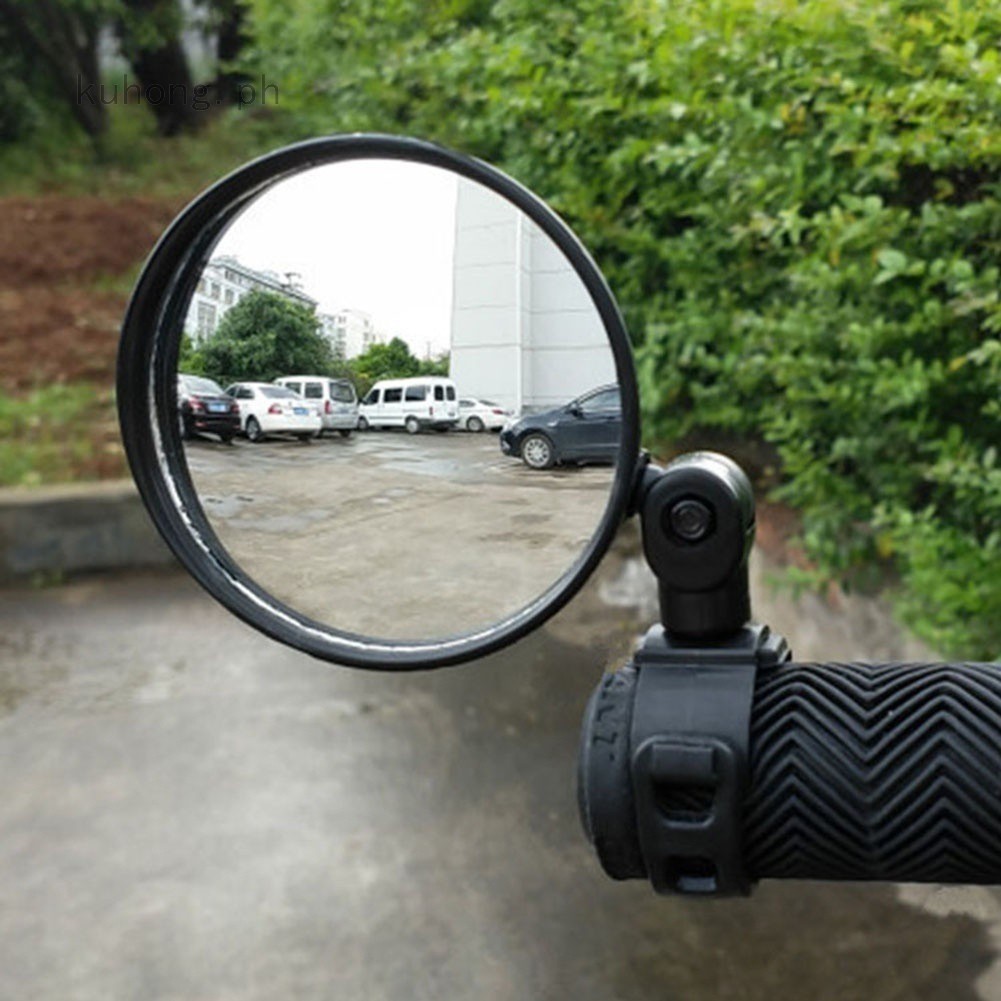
[184,429,616,640]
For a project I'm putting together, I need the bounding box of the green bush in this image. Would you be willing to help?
[347,338,449,397]
[0,65,41,144]
[0,18,69,145]
[201,289,335,384]
[247,0,1001,658]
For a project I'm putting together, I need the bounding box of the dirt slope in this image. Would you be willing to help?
[0,196,180,393]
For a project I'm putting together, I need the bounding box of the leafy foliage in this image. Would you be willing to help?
[347,338,448,396]
[0,0,121,138]
[0,19,52,142]
[0,0,253,145]
[245,0,1001,658]
[200,289,335,384]
[177,334,207,376]
[350,337,420,385]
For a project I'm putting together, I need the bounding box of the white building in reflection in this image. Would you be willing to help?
[448,179,616,415]
[318,313,346,359]
[184,256,317,343]
[185,256,386,360]
[327,308,383,359]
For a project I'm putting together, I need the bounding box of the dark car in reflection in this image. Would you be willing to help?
[177,373,242,443]
[500,384,621,469]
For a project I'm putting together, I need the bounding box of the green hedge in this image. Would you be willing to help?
[246,0,1001,658]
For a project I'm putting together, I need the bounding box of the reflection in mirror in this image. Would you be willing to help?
[175,159,621,642]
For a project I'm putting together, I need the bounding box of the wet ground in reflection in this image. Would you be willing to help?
[185,429,615,641]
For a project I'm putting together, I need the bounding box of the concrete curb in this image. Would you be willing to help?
[0,480,174,584]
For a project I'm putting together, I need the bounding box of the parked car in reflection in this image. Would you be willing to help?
[275,375,359,437]
[499,385,621,469]
[177,373,241,443]
[223,382,322,443]
[457,397,511,432]
[358,377,459,433]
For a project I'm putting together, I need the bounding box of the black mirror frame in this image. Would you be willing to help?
[117,133,641,670]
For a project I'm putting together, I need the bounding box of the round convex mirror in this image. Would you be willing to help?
[119,136,639,668]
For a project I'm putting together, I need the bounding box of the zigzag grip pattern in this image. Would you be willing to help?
[743,661,1001,883]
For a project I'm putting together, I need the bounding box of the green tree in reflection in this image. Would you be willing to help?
[201,289,334,384]
[349,337,448,396]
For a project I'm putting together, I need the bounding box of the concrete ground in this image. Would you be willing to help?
[0,538,995,1001]
[185,429,614,641]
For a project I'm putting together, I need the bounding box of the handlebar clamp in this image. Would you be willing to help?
[578,623,790,896]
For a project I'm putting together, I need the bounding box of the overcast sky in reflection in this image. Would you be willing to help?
[213,160,459,357]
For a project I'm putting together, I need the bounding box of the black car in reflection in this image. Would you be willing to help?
[500,384,621,469]
[177,373,242,443]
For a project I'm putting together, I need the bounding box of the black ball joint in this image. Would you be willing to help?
[639,452,755,640]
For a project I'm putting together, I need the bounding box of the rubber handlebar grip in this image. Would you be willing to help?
[744,661,1001,883]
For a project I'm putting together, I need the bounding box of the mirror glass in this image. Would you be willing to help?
[172,159,622,642]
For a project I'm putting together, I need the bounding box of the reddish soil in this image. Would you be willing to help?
[756,500,808,568]
[0,287,128,392]
[0,196,182,484]
[0,196,180,286]
[0,196,181,393]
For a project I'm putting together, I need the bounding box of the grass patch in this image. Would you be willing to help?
[0,384,125,487]
[0,101,299,199]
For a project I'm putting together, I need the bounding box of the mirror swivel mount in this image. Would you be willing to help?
[579,452,791,896]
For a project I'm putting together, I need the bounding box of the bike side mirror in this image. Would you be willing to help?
[118,135,641,669]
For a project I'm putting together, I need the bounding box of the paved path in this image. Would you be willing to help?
[0,548,990,1000]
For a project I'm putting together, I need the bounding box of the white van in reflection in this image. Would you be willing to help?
[358,377,459,434]
[275,375,359,437]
